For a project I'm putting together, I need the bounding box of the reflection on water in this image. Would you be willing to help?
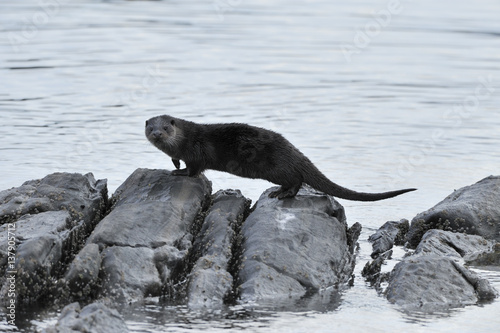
[1,0,500,332]
[124,292,342,333]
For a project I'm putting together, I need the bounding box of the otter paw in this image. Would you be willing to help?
[171,168,189,176]
[172,158,181,169]
[269,190,280,198]
[269,186,300,199]
[268,189,292,199]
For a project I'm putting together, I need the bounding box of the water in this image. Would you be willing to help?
[1,0,500,331]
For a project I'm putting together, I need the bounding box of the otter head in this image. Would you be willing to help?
[145,115,181,155]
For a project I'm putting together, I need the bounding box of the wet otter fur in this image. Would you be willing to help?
[145,115,416,200]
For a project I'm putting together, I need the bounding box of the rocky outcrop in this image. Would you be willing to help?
[364,203,499,311]
[374,176,500,311]
[43,302,128,333]
[238,187,360,302]
[2,170,499,326]
[414,229,495,261]
[368,219,409,258]
[0,173,107,305]
[70,168,212,303]
[384,228,498,310]
[186,189,250,308]
[64,243,101,299]
[407,176,500,248]
[386,254,497,310]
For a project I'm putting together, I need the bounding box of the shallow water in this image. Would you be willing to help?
[1,0,500,331]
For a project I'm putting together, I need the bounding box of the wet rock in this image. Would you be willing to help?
[0,173,107,304]
[386,255,497,310]
[154,244,189,286]
[238,186,358,302]
[414,229,495,261]
[64,243,101,299]
[0,173,107,225]
[386,229,498,310]
[407,176,500,248]
[467,243,500,266]
[361,251,392,290]
[346,221,362,254]
[100,246,161,302]
[43,302,128,333]
[368,219,409,258]
[187,189,250,309]
[71,168,212,303]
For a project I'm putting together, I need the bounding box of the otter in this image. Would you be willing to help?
[145,115,416,201]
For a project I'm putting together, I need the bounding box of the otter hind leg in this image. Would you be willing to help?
[269,183,302,199]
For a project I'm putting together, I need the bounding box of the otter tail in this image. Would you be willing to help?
[302,165,416,202]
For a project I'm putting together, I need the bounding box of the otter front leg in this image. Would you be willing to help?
[269,183,302,199]
[172,158,181,169]
[171,168,189,176]
[171,162,202,177]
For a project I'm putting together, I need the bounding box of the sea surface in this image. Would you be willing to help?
[1,0,500,332]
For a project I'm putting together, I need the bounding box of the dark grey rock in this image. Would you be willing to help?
[407,176,500,248]
[414,229,495,261]
[238,186,358,302]
[154,244,189,286]
[0,173,107,304]
[70,168,212,303]
[0,172,107,225]
[187,189,250,308]
[467,243,500,266]
[43,302,128,333]
[386,229,498,310]
[64,243,101,298]
[361,251,392,290]
[452,261,498,301]
[9,235,62,300]
[0,211,70,275]
[347,222,362,254]
[368,219,409,258]
[386,255,498,310]
[187,258,234,307]
[100,246,161,302]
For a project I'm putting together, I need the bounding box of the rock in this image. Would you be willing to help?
[467,243,500,266]
[414,229,495,261]
[71,168,212,303]
[361,251,392,290]
[386,229,498,310]
[187,259,234,307]
[187,189,250,308]
[407,176,500,248]
[346,221,362,254]
[64,244,101,299]
[100,246,161,302]
[0,172,107,225]
[154,244,189,286]
[0,173,107,304]
[384,177,500,310]
[238,186,358,302]
[43,302,128,333]
[386,255,497,310]
[368,219,409,258]
[11,235,63,301]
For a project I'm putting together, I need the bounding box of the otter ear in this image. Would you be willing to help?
[170,119,175,126]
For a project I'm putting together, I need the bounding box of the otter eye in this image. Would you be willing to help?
[145,120,149,127]
[163,126,169,131]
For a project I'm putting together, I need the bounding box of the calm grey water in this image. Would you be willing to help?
[1,0,500,331]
